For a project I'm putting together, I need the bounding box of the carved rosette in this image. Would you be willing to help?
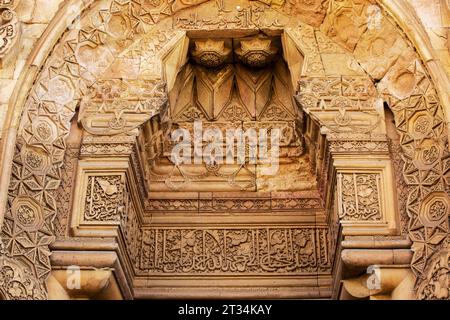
[0,0,182,299]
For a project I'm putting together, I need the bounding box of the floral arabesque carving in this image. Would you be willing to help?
[0,255,45,300]
[417,248,450,300]
[79,79,168,135]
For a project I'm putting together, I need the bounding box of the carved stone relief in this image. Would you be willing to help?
[338,173,382,221]
[0,0,449,300]
[146,35,311,192]
[54,145,80,238]
[417,248,450,299]
[138,227,330,274]
[83,175,125,222]
[296,75,383,136]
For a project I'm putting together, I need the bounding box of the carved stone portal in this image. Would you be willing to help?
[0,0,449,300]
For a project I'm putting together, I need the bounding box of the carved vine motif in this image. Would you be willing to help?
[119,184,142,271]
[80,79,168,135]
[145,194,323,212]
[84,176,125,222]
[0,255,45,300]
[387,139,409,235]
[295,28,449,295]
[139,227,330,274]
[338,173,382,221]
[297,76,382,134]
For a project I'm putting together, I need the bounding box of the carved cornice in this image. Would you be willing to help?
[145,192,324,213]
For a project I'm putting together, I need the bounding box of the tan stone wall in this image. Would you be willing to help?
[0,0,64,137]
[409,0,450,77]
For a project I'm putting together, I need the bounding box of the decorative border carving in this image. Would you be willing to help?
[138,227,330,275]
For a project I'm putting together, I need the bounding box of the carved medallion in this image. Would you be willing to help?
[11,196,44,232]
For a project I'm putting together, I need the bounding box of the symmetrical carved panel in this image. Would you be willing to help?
[296,75,382,135]
[84,175,125,222]
[80,79,168,135]
[338,173,382,221]
[147,36,310,192]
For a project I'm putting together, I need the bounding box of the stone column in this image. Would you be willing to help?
[296,75,411,299]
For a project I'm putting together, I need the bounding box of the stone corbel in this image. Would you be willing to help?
[342,266,415,300]
[338,242,415,300]
[47,249,129,300]
[48,269,122,300]
[0,0,20,68]
[332,237,415,300]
